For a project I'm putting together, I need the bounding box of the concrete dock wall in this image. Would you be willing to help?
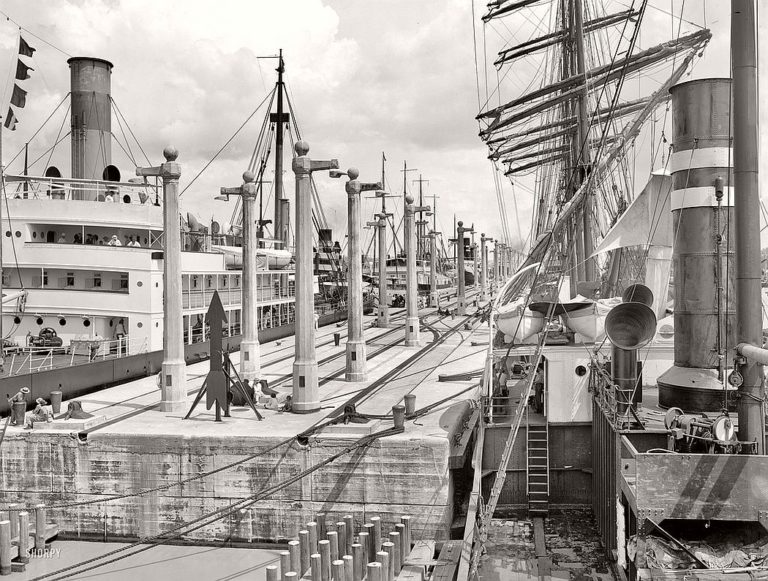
[0,428,454,544]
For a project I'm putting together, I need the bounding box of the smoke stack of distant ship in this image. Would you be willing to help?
[657,78,736,411]
[68,57,118,198]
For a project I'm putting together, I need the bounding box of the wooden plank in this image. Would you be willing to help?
[456,423,484,581]
[396,541,434,581]
[431,540,461,581]
[532,517,546,558]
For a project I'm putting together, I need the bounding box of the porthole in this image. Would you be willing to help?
[15,231,21,238]
[13,316,20,324]
[137,281,143,287]
[5,231,11,237]
[575,365,587,377]
[36,317,43,325]
[59,318,67,326]
[156,282,159,288]
[83,319,91,327]
[32,232,36,239]
[137,322,143,328]
[156,322,159,328]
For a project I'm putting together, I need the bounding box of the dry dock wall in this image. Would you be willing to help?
[0,429,453,543]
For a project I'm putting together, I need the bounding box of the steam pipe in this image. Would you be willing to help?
[736,343,768,367]
[732,0,764,452]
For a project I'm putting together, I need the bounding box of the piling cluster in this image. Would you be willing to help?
[275,513,413,581]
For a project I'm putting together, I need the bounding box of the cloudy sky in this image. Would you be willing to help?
[0,0,759,251]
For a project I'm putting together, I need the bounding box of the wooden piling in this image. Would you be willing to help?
[316,513,327,540]
[363,523,375,558]
[7,505,20,541]
[332,559,344,581]
[267,564,279,581]
[371,516,382,553]
[17,512,29,564]
[0,521,10,576]
[299,530,311,575]
[358,531,370,568]
[285,572,298,581]
[342,554,354,581]
[328,530,339,561]
[400,516,411,554]
[367,562,382,581]
[388,532,401,574]
[343,515,354,554]
[289,539,301,575]
[395,524,406,561]
[351,543,363,581]
[311,554,322,581]
[319,539,331,581]
[376,550,389,581]
[382,542,394,581]
[336,522,347,558]
[280,550,291,581]
[308,521,319,554]
[34,505,46,550]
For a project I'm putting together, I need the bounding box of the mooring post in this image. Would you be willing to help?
[367,562,382,581]
[395,524,406,560]
[266,565,279,581]
[280,551,291,581]
[382,542,395,581]
[343,554,354,581]
[0,521,9,576]
[392,404,405,429]
[311,553,322,581]
[319,539,331,581]
[333,169,381,381]
[376,551,390,581]
[17,512,29,564]
[400,516,411,554]
[289,539,301,574]
[299,530,311,575]
[404,394,416,416]
[371,516,382,553]
[6,505,19,541]
[292,141,339,413]
[285,573,298,581]
[34,504,46,550]
[359,531,370,568]
[389,532,401,574]
[343,515,354,554]
[332,559,345,581]
[336,521,347,557]
[136,148,186,411]
[352,543,363,581]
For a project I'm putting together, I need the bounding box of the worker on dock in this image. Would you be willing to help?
[7,387,29,426]
[25,398,52,428]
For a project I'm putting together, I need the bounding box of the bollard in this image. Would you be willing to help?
[367,562,382,581]
[332,559,345,581]
[400,516,412,556]
[267,565,279,581]
[280,551,291,581]
[285,573,298,581]
[299,530,311,575]
[316,513,327,539]
[334,332,341,347]
[382,542,395,581]
[328,530,339,561]
[343,515,354,554]
[358,532,370,572]
[34,504,46,550]
[289,540,301,575]
[395,524,406,561]
[0,521,9,576]
[311,554,322,581]
[351,543,363,581]
[336,521,347,557]
[389,532,401,574]
[364,523,375,557]
[11,401,25,427]
[319,539,331,581]
[343,554,354,581]
[403,394,416,416]
[371,516,382,553]
[50,390,63,415]
[308,521,319,554]
[17,512,29,564]
[7,505,19,541]
[376,551,390,581]
[392,405,405,429]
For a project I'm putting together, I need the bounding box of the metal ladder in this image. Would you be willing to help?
[526,421,549,516]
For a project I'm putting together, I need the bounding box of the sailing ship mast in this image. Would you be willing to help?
[273,49,288,249]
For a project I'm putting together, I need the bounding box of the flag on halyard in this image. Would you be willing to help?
[15,59,33,81]
[4,108,18,131]
[10,85,27,108]
[19,36,35,57]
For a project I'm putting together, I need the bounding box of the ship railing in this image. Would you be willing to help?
[4,175,158,205]
[479,394,522,425]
